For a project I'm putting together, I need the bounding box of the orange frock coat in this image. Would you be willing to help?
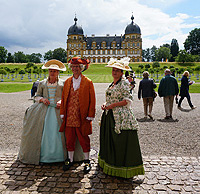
[59,74,96,136]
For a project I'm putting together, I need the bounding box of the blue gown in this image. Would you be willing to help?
[40,85,64,163]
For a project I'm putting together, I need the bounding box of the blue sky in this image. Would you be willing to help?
[0,0,199,55]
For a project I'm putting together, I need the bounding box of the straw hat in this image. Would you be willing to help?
[68,57,90,71]
[42,59,66,71]
[106,57,132,71]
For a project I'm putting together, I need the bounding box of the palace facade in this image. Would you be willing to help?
[66,15,142,63]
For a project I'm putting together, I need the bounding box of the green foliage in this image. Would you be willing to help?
[0,83,32,93]
[175,50,195,63]
[26,53,42,63]
[184,28,200,55]
[7,53,14,63]
[14,51,28,63]
[170,39,179,62]
[0,46,8,63]
[155,47,172,61]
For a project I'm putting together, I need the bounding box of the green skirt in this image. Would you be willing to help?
[98,110,145,178]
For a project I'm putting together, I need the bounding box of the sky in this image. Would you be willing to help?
[0,0,200,56]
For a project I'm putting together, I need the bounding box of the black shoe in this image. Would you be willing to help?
[164,116,170,119]
[63,159,73,171]
[84,160,91,173]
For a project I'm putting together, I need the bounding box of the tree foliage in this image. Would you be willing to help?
[0,46,8,63]
[184,28,200,55]
[170,39,179,62]
[155,47,171,61]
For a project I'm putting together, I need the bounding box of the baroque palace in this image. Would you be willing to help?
[66,15,142,63]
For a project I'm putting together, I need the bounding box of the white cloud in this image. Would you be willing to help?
[0,0,199,55]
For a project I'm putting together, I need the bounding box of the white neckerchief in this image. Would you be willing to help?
[72,75,81,91]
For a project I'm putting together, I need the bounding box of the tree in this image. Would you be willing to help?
[150,45,157,62]
[7,53,15,63]
[44,50,53,61]
[184,28,200,55]
[14,51,28,63]
[52,48,67,63]
[0,46,8,63]
[142,48,151,62]
[161,43,170,49]
[155,47,171,61]
[170,39,179,62]
[27,53,42,63]
[175,50,194,63]
[152,61,160,69]
[0,69,7,80]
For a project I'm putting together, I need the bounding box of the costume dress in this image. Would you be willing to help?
[40,83,64,163]
[98,79,145,178]
[18,79,84,165]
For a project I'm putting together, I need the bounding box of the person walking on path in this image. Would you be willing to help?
[98,57,145,178]
[158,69,179,119]
[18,59,84,165]
[178,71,197,110]
[59,57,96,173]
[138,71,157,120]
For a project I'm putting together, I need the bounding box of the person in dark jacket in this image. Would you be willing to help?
[138,71,157,119]
[158,69,179,119]
[178,71,196,110]
[31,80,39,98]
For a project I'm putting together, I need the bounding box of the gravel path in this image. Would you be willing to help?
[0,81,199,157]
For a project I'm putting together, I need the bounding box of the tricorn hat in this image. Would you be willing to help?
[68,57,90,71]
[42,59,66,71]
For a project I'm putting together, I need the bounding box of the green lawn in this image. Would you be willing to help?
[0,83,32,93]
[0,62,200,93]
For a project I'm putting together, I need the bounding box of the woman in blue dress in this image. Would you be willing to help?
[19,59,84,164]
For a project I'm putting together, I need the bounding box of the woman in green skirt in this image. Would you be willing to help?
[98,57,145,178]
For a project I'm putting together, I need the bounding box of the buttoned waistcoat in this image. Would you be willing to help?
[59,74,96,136]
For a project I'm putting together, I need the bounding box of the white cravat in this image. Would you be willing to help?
[73,75,81,91]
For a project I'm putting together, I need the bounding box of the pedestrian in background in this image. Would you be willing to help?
[178,71,196,110]
[158,69,179,119]
[138,71,157,120]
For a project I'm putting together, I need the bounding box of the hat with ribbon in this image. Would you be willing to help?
[68,57,90,71]
[106,57,131,71]
[42,59,66,71]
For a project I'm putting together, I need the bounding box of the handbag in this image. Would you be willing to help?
[153,90,157,99]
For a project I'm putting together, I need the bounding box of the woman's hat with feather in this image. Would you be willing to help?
[106,57,132,71]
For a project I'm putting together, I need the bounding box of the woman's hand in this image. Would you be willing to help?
[105,104,115,110]
[101,104,107,110]
[56,100,61,109]
[40,98,50,105]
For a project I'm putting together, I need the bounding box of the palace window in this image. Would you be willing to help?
[133,43,135,47]
[93,50,95,54]
[98,50,100,54]
[107,50,110,54]
[88,50,90,54]
[103,50,105,54]
[98,59,100,63]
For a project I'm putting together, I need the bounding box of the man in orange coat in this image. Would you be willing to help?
[59,57,96,173]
